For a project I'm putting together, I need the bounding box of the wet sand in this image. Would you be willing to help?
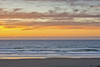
[0,58,100,67]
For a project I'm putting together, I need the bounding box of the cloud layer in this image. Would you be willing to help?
[0,0,100,30]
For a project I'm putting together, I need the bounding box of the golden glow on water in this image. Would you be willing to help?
[0,57,46,59]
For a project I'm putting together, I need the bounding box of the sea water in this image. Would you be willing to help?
[0,40,100,58]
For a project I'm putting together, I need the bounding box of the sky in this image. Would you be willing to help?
[0,0,100,39]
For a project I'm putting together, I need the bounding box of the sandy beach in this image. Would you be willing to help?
[0,58,100,67]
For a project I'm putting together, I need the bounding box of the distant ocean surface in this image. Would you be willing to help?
[0,40,100,58]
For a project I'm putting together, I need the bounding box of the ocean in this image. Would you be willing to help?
[0,40,100,58]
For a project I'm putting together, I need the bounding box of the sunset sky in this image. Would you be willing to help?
[0,0,100,39]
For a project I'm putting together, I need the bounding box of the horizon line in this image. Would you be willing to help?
[0,37,100,40]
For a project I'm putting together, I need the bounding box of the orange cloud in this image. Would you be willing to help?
[0,20,100,31]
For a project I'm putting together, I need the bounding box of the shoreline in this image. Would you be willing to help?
[1,53,100,59]
[0,56,100,59]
